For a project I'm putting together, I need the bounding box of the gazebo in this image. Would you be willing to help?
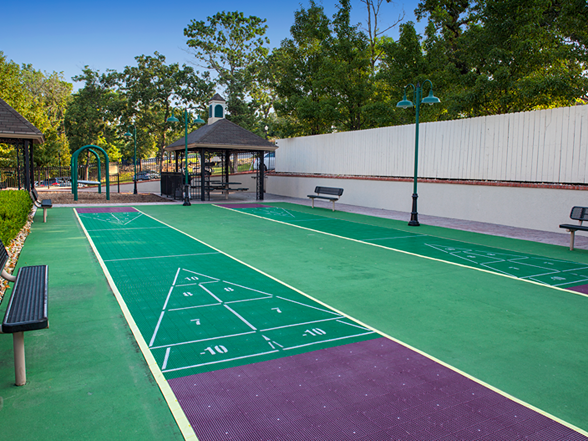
[0,98,44,191]
[163,94,277,201]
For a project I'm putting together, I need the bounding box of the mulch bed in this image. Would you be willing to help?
[1,191,172,301]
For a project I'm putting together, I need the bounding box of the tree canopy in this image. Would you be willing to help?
[2,0,587,166]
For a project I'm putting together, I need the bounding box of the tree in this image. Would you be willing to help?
[184,11,269,130]
[273,1,337,136]
[65,67,123,163]
[327,0,374,131]
[414,0,588,117]
[117,52,213,168]
[0,52,72,168]
[359,0,404,71]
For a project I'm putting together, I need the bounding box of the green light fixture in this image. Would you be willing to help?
[395,79,440,226]
[396,91,414,109]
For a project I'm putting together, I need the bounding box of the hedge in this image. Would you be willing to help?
[0,190,33,244]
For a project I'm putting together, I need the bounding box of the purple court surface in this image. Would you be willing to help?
[76,206,138,213]
[170,338,585,440]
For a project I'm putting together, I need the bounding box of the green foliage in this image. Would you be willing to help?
[117,52,214,165]
[184,11,270,131]
[413,0,588,118]
[273,0,377,135]
[0,190,33,244]
[65,67,124,160]
[0,53,72,168]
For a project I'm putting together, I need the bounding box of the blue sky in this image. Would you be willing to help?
[2,0,422,89]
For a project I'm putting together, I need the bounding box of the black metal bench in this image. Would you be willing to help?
[30,188,52,223]
[1,239,48,386]
[308,186,344,211]
[560,206,588,250]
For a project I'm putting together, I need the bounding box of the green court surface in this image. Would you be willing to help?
[0,208,183,441]
[223,204,588,288]
[3,202,588,439]
[76,209,376,379]
[135,203,588,432]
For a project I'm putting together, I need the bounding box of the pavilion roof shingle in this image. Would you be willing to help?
[0,98,44,144]
[165,118,276,152]
[210,93,225,102]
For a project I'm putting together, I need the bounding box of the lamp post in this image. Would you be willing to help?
[167,108,204,206]
[396,80,440,226]
[124,124,138,195]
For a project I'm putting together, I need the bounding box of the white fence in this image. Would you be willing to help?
[276,106,588,184]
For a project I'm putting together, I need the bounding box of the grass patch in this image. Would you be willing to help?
[0,190,33,244]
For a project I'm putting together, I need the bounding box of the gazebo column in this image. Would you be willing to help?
[256,150,265,201]
[224,151,230,184]
[23,140,31,192]
[200,148,206,201]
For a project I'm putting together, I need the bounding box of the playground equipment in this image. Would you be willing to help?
[71,145,110,201]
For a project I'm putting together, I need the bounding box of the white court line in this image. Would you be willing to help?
[519,270,563,279]
[562,266,588,272]
[224,296,273,305]
[222,280,274,296]
[162,268,181,311]
[216,205,588,299]
[363,235,422,241]
[260,316,341,332]
[162,350,279,373]
[150,331,256,350]
[86,226,167,232]
[73,209,197,441]
[149,311,166,347]
[276,296,341,315]
[542,277,588,288]
[162,348,171,370]
[336,319,371,331]
[224,304,257,330]
[284,332,375,351]
[290,218,341,222]
[198,284,223,303]
[168,302,221,312]
[104,252,219,262]
[139,207,588,438]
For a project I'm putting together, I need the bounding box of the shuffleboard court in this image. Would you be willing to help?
[217,203,588,292]
[75,205,588,440]
[76,207,377,379]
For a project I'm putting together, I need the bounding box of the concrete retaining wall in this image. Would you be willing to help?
[267,174,587,234]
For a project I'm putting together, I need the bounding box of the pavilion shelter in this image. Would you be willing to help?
[0,98,44,191]
[163,94,276,201]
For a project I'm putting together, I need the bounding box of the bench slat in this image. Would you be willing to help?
[0,241,8,272]
[570,206,588,221]
[2,265,48,333]
[560,224,588,231]
[314,186,344,196]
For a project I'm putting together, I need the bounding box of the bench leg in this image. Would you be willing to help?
[43,207,47,223]
[331,201,335,211]
[13,332,26,386]
[570,230,576,251]
[311,198,315,208]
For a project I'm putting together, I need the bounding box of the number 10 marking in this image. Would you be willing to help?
[201,345,228,355]
[303,328,326,337]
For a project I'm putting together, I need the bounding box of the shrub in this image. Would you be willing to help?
[0,190,33,244]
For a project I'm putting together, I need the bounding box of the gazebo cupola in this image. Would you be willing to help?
[208,93,227,125]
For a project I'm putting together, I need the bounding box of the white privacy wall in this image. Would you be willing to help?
[275,106,588,184]
[270,106,588,234]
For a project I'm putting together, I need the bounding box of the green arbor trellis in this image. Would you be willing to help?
[70,145,110,201]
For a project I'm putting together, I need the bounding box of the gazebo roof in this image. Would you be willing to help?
[165,118,276,152]
[0,98,44,144]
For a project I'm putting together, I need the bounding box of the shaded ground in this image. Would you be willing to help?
[38,191,172,204]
